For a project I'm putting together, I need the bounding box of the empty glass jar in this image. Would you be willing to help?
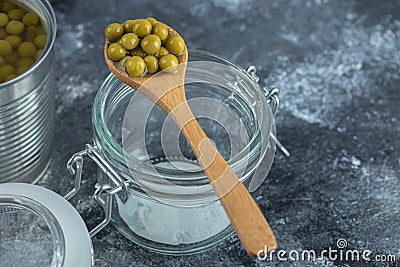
[64,50,280,255]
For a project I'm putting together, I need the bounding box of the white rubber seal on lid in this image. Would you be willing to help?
[0,183,93,267]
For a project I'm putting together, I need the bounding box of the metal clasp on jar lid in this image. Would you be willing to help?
[246,65,290,157]
[65,144,133,237]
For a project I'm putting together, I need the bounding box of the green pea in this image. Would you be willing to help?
[141,34,161,55]
[0,64,15,82]
[146,17,158,25]
[5,51,17,64]
[34,49,43,60]
[159,54,178,73]
[143,55,158,74]
[133,19,152,38]
[6,20,25,35]
[24,26,36,41]
[17,42,37,58]
[34,34,47,49]
[107,43,126,61]
[5,73,17,81]
[8,8,25,21]
[105,23,123,42]
[125,56,146,77]
[120,33,139,50]
[16,57,34,68]
[130,47,146,58]
[0,2,16,13]
[17,65,29,75]
[35,25,45,35]
[0,40,12,56]
[22,12,39,26]
[122,20,136,33]
[16,62,31,75]
[165,35,185,55]
[154,47,169,59]
[0,13,9,27]
[152,23,169,41]
[0,28,6,39]
[5,35,22,48]
[0,56,4,66]
[119,56,131,68]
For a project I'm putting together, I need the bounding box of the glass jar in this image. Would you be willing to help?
[65,50,281,255]
[0,0,57,183]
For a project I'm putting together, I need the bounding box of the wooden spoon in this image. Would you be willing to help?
[104,26,277,257]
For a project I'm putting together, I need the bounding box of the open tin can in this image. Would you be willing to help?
[0,0,57,183]
[0,51,286,264]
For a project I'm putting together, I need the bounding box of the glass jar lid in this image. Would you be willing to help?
[0,183,93,267]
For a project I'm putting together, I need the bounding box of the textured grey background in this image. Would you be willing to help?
[40,0,400,266]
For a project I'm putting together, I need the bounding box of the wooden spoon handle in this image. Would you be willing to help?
[170,102,277,257]
[218,178,277,257]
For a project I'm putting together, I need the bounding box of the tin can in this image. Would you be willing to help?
[0,0,57,183]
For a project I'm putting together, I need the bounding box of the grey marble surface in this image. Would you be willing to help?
[39,0,399,266]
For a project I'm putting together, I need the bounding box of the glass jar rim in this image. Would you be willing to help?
[0,0,57,89]
[0,183,94,266]
[0,194,65,266]
[93,50,273,182]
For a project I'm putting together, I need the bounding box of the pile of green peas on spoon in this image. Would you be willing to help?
[105,18,185,77]
[0,1,47,83]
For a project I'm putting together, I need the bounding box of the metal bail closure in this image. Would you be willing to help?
[246,65,290,157]
[65,143,129,237]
